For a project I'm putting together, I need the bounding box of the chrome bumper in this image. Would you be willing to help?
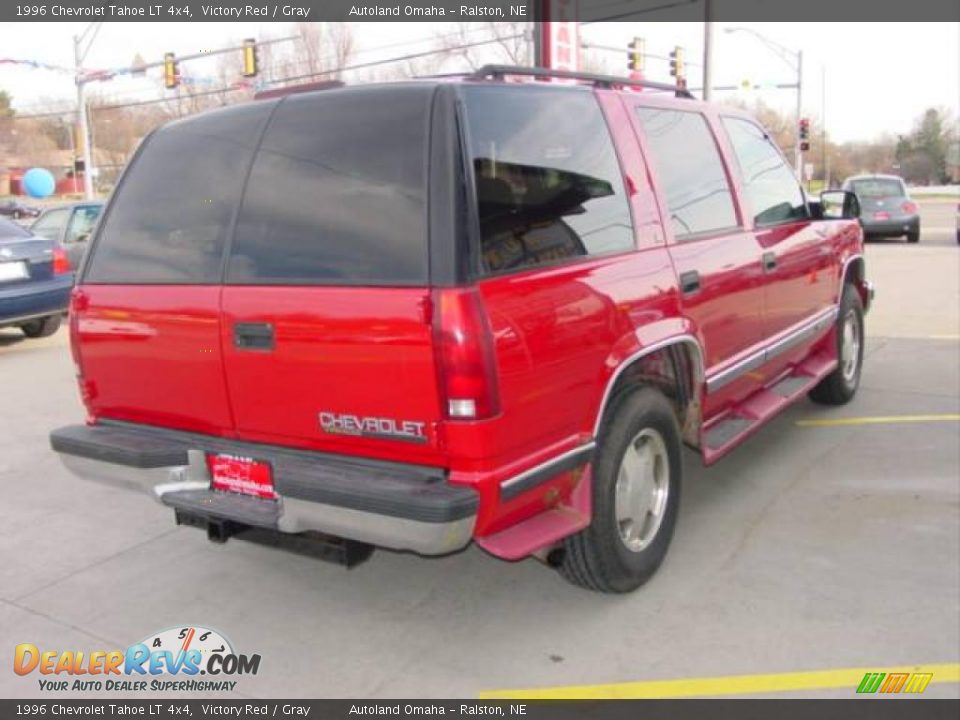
[53,425,477,557]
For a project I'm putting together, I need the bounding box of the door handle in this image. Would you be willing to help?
[762,252,777,273]
[234,322,274,351]
[679,270,701,296]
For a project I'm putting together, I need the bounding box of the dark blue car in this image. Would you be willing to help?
[0,217,73,339]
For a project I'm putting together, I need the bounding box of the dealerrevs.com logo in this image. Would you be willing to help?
[14,626,261,693]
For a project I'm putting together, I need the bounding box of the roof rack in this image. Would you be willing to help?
[469,64,694,99]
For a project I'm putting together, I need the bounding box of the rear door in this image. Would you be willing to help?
[219,85,446,465]
[629,102,767,413]
[75,101,275,435]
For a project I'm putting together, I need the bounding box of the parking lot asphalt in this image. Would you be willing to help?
[1,203,957,699]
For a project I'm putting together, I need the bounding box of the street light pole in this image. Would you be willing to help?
[702,0,713,101]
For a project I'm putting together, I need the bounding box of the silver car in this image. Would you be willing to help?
[842,174,920,243]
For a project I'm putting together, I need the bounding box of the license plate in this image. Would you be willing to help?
[0,261,28,282]
[206,453,277,499]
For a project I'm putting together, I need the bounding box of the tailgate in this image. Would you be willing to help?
[220,287,444,464]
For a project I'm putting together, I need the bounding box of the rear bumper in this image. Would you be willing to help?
[50,422,477,556]
[0,275,72,326]
[860,216,919,237]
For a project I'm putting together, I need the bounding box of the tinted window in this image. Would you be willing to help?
[31,208,70,241]
[849,178,905,198]
[227,86,431,285]
[637,107,738,239]
[722,117,809,226]
[85,101,274,283]
[462,85,633,275]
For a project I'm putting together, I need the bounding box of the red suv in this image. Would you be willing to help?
[50,66,873,592]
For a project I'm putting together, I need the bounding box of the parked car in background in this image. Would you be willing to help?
[0,217,73,339]
[842,174,920,243]
[49,68,872,592]
[0,199,42,221]
[30,202,105,269]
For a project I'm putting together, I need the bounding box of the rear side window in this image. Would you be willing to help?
[227,86,431,285]
[636,107,738,240]
[85,102,273,283]
[461,85,634,276]
[721,117,809,226]
[849,178,905,198]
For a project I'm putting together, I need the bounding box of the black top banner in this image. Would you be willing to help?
[3,0,959,22]
[2,700,960,720]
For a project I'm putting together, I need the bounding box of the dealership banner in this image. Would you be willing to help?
[1,0,958,22]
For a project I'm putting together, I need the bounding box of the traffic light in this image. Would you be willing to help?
[163,52,179,89]
[799,117,811,152]
[627,37,645,72]
[669,46,685,79]
[242,38,259,78]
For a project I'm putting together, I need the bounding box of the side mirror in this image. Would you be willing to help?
[820,190,860,220]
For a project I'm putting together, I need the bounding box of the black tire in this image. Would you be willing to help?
[906,229,920,243]
[20,314,61,339]
[559,387,682,593]
[809,284,864,405]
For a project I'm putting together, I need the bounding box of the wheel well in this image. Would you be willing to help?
[843,256,864,287]
[602,342,703,447]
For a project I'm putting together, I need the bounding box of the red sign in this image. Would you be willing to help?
[542,0,580,72]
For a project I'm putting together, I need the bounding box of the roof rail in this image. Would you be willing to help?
[254,80,344,101]
[469,64,694,99]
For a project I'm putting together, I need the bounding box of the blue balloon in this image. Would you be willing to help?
[22,167,56,199]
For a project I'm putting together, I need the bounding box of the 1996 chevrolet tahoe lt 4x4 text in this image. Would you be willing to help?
[50,66,874,592]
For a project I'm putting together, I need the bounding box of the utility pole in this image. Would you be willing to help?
[794,49,803,180]
[821,64,829,189]
[702,0,713,100]
[74,23,101,200]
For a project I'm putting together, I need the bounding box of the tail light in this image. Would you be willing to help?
[52,246,71,274]
[901,201,917,214]
[432,288,500,421]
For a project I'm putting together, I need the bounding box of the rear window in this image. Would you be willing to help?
[849,178,905,198]
[461,85,634,276]
[85,101,273,284]
[227,85,431,285]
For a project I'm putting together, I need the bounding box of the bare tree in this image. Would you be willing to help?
[437,22,530,71]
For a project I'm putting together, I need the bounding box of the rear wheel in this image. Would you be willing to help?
[20,315,61,339]
[559,387,682,593]
[906,229,920,243]
[809,284,864,405]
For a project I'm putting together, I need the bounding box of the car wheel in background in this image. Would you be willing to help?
[810,283,864,405]
[20,315,62,339]
[907,228,920,243]
[559,387,682,593]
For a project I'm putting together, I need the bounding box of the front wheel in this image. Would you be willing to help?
[809,284,864,405]
[20,314,62,339]
[559,387,682,593]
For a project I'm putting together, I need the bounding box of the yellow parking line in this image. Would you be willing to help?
[796,414,960,428]
[479,662,960,699]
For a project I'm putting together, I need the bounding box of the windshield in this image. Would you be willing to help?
[850,178,905,198]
